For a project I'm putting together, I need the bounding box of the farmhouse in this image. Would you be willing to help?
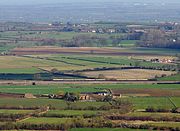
[109,89,122,99]
[79,91,109,101]
[159,59,173,63]
[150,58,159,63]
[174,108,180,113]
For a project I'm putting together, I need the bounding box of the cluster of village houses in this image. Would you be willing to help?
[48,90,121,101]
[0,90,121,102]
[150,58,174,64]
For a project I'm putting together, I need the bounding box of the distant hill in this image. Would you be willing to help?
[0,0,180,22]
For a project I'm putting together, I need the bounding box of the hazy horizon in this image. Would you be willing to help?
[1,0,180,5]
[1,0,180,23]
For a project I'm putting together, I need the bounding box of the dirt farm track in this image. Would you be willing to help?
[0,80,179,86]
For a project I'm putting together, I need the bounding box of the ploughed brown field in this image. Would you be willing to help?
[0,92,24,98]
[111,88,180,97]
[11,46,163,56]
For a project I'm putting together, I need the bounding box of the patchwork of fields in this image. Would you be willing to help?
[0,51,177,81]
[0,46,179,130]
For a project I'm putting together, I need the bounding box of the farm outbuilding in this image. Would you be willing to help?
[24,93,36,99]
[79,91,110,101]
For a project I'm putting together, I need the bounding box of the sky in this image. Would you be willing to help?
[0,0,180,5]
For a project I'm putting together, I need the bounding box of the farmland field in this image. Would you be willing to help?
[0,109,34,114]
[80,69,174,79]
[0,33,179,130]
[0,84,179,95]
[11,47,180,56]
[0,52,177,81]
[128,97,179,109]
[0,97,178,110]
[149,122,180,128]
[22,32,125,40]
[19,117,72,124]
[158,73,180,81]
[125,112,180,118]
[0,98,110,109]
[0,6,180,131]
[70,128,147,131]
[44,110,102,117]
[10,83,178,97]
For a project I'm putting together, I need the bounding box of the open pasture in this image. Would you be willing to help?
[43,54,175,69]
[0,98,67,109]
[0,54,128,74]
[45,110,102,117]
[0,52,174,76]
[0,84,101,95]
[0,83,179,95]
[0,109,34,114]
[0,55,85,73]
[22,32,125,40]
[170,97,180,107]
[0,97,178,110]
[19,117,71,124]
[0,56,45,73]
[158,73,180,81]
[0,98,109,109]
[70,128,147,131]
[30,53,175,73]
[128,97,179,109]
[149,122,180,128]
[119,40,138,47]
[126,112,180,118]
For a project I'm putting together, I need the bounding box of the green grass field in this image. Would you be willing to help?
[0,98,67,109]
[19,117,71,124]
[0,84,179,95]
[70,128,147,131]
[45,110,102,116]
[126,112,180,118]
[0,49,177,74]
[128,97,176,109]
[0,29,180,131]
[0,109,34,114]
[170,97,180,107]
[149,122,180,128]
[0,68,42,74]
[0,97,178,110]
[22,32,125,40]
[158,73,180,81]
[119,40,138,47]
[0,98,109,109]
